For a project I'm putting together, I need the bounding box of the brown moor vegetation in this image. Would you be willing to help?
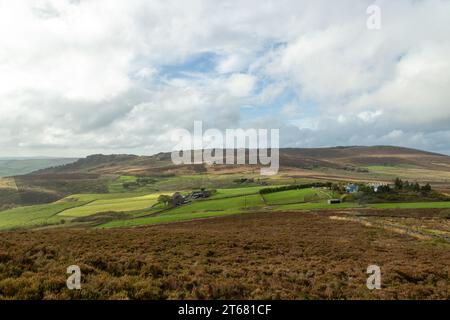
[0,210,448,300]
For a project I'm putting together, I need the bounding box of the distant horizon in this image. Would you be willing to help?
[1,144,449,160]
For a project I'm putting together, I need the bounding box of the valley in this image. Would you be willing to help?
[0,146,449,299]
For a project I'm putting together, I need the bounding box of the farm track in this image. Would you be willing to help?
[330,215,450,242]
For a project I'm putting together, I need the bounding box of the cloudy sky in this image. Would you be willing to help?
[0,0,449,157]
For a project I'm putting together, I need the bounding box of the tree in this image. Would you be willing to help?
[378,185,391,193]
[404,181,410,190]
[421,183,432,193]
[359,184,373,193]
[157,195,171,206]
[394,178,403,190]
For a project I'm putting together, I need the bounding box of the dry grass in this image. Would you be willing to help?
[0,210,448,300]
[0,178,17,190]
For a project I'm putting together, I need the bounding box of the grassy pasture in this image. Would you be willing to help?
[273,201,358,211]
[97,188,450,229]
[98,189,336,228]
[210,186,264,199]
[0,201,88,230]
[59,194,163,217]
[108,175,138,193]
[98,193,266,228]
[171,193,264,214]
[262,188,333,205]
[62,192,150,202]
[99,210,242,228]
[149,174,264,191]
[2,181,450,231]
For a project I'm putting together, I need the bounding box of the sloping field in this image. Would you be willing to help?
[108,176,138,193]
[273,201,358,211]
[170,193,265,214]
[0,201,88,230]
[62,192,151,202]
[59,194,162,217]
[1,183,450,231]
[98,188,450,229]
[100,210,243,228]
[99,193,266,228]
[263,188,332,205]
[210,186,265,199]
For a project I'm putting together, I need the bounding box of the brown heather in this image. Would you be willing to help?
[0,210,448,300]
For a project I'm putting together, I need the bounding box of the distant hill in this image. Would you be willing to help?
[32,146,450,175]
[0,158,78,177]
[279,146,450,171]
[2,146,450,209]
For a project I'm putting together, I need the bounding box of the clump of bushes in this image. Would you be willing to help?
[233,178,255,184]
[259,182,331,195]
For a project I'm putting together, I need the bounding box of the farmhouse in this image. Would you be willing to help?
[368,182,389,193]
[345,184,359,193]
[191,190,212,199]
[169,192,185,207]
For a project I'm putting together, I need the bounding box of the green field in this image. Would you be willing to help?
[262,188,333,205]
[100,210,243,228]
[59,193,163,217]
[98,190,267,229]
[210,186,265,199]
[106,174,308,194]
[172,193,264,214]
[1,178,450,231]
[98,189,337,228]
[0,201,88,230]
[273,201,358,211]
[62,192,149,202]
[369,201,450,209]
[108,175,138,193]
[97,192,450,229]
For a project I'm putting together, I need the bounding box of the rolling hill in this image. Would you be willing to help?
[1,146,449,209]
[30,146,450,175]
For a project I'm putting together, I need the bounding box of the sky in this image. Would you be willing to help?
[0,0,449,157]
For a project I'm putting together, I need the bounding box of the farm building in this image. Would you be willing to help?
[368,182,389,193]
[169,192,185,207]
[345,184,359,193]
[191,190,211,199]
[328,199,342,204]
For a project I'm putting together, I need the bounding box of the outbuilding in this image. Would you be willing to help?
[328,199,342,204]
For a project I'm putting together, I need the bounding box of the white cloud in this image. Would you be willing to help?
[358,110,383,123]
[0,0,449,156]
[216,54,248,74]
[224,73,256,98]
[281,103,301,117]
